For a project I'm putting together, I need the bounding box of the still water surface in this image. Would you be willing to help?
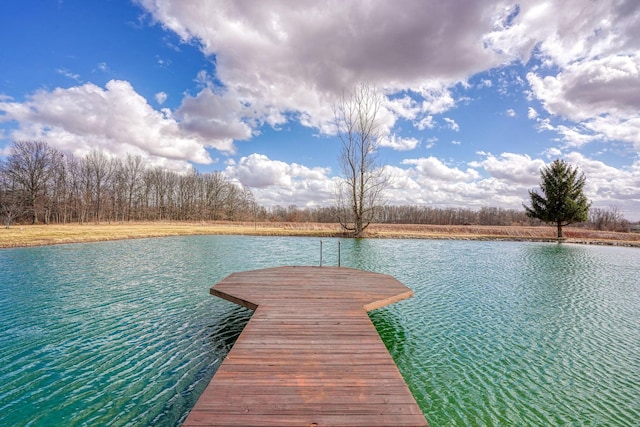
[0,236,638,426]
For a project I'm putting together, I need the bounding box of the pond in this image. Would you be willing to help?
[0,236,638,425]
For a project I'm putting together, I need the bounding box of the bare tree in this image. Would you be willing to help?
[122,154,146,221]
[84,150,114,223]
[588,206,630,232]
[4,141,63,224]
[204,172,229,220]
[334,82,388,237]
[0,161,24,226]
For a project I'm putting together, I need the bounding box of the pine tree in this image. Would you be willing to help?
[524,159,590,239]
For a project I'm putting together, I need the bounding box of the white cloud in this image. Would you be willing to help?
[227,154,292,188]
[483,1,636,67]
[443,117,460,131]
[3,1,639,217]
[564,152,640,216]
[402,157,479,181]
[133,0,640,161]
[220,151,640,219]
[57,68,81,82]
[470,152,544,186]
[380,134,420,151]
[385,95,420,121]
[174,86,253,145]
[526,43,640,151]
[527,55,640,121]
[415,115,435,130]
[424,137,438,149]
[155,91,168,104]
[543,147,563,158]
[417,85,457,115]
[224,153,334,207]
[555,125,605,148]
[137,0,506,136]
[481,1,640,154]
[506,108,516,118]
[0,80,219,170]
[582,115,640,149]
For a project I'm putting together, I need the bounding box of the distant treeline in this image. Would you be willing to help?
[0,141,256,225]
[262,204,633,232]
[0,140,634,232]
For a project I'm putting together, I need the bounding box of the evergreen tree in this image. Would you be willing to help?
[524,159,590,238]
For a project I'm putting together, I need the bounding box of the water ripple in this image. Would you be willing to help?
[2,237,639,426]
[370,241,640,426]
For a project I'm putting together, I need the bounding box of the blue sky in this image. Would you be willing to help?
[1,0,639,219]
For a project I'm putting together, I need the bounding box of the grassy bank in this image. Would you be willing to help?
[1,221,639,249]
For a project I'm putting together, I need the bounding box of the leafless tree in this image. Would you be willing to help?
[334,82,389,237]
[3,141,63,224]
[0,141,255,225]
[84,150,114,223]
[117,154,146,221]
[203,172,229,220]
[588,206,630,232]
[0,161,24,226]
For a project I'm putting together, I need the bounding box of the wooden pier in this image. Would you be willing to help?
[184,266,428,426]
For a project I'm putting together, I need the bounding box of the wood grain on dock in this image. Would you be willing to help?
[184,266,428,427]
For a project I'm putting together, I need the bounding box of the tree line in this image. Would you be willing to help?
[257,203,631,231]
[0,140,633,232]
[0,140,257,225]
[263,204,534,226]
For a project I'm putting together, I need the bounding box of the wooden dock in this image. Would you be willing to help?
[184,266,428,427]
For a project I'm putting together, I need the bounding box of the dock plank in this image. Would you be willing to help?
[184,266,428,427]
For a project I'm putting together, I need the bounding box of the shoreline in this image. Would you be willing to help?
[2,221,639,249]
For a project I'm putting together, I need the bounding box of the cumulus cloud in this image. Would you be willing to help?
[470,152,544,186]
[155,91,168,104]
[221,150,640,219]
[0,80,219,169]
[564,152,640,215]
[482,1,640,152]
[402,157,479,181]
[136,0,506,135]
[482,1,637,66]
[3,1,639,217]
[415,115,435,130]
[385,95,420,121]
[527,55,640,121]
[388,156,526,208]
[523,21,640,149]
[132,0,640,157]
[380,134,420,151]
[225,153,334,207]
[174,86,253,146]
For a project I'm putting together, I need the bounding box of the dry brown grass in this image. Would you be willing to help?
[1,221,639,249]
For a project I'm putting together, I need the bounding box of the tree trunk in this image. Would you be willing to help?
[354,221,363,238]
[557,221,563,239]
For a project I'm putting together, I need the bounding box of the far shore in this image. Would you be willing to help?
[1,221,639,249]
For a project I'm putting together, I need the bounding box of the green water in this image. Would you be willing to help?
[1,236,638,426]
